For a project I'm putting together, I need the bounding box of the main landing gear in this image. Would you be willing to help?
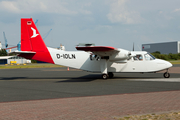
[108,72,114,78]
[100,60,114,79]
[163,69,170,78]
[102,72,114,79]
[102,74,108,79]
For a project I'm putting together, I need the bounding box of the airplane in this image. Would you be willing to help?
[13,18,172,79]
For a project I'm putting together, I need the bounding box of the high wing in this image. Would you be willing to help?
[76,46,120,56]
[76,46,118,51]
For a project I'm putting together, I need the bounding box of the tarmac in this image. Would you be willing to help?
[0,66,180,119]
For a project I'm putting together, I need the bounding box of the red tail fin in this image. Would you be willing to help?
[20,18,54,64]
[21,18,47,52]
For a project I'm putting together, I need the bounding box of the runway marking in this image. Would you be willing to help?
[128,78,180,82]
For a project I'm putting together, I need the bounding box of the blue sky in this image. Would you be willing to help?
[0,0,180,51]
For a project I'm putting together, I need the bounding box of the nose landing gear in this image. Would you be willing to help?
[164,69,170,78]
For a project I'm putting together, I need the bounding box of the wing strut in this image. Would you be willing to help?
[100,59,108,79]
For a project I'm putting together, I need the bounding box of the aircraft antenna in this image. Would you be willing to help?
[133,42,134,51]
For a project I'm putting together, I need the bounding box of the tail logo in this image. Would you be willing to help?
[31,27,39,38]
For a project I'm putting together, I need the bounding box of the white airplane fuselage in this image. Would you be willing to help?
[48,47,172,73]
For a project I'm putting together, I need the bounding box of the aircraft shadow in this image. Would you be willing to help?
[56,73,164,83]
[0,77,27,80]
[0,74,101,82]
[0,73,178,82]
[56,74,101,82]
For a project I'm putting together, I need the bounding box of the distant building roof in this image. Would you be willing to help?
[142,41,180,54]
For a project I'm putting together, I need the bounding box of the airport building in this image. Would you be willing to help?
[0,56,31,64]
[142,41,180,54]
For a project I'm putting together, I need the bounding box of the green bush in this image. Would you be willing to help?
[0,49,7,56]
[31,60,37,63]
[151,51,180,60]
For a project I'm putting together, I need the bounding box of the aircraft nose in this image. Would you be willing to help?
[156,59,172,70]
[166,61,173,68]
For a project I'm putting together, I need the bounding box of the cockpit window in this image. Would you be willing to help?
[133,54,143,61]
[144,53,156,60]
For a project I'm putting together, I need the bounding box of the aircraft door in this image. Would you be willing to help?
[131,54,146,72]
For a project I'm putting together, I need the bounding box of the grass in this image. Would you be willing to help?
[0,63,63,69]
[169,60,180,64]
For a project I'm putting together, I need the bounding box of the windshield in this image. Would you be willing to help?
[144,53,156,60]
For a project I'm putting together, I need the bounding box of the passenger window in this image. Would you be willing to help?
[133,55,143,61]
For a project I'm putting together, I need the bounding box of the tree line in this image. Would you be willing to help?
[151,51,180,60]
[0,49,7,56]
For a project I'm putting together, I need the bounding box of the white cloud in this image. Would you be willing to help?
[173,8,180,12]
[107,0,143,24]
[159,11,163,14]
[140,36,154,43]
[0,1,20,13]
[158,10,173,21]
[78,2,92,15]
[79,9,92,15]
[0,0,91,15]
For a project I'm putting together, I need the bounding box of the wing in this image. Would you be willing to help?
[76,46,118,51]
[76,46,120,56]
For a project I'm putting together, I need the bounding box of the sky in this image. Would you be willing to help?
[0,0,180,51]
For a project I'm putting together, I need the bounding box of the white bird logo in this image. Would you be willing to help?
[31,27,39,38]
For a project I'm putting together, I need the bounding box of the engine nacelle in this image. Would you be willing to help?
[109,49,135,62]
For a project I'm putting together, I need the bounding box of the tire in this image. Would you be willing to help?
[102,74,108,79]
[108,72,114,78]
[90,55,92,60]
[164,72,170,78]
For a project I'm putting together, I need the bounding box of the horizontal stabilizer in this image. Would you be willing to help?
[10,50,36,54]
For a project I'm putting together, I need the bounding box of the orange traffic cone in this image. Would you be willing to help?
[67,67,69,71]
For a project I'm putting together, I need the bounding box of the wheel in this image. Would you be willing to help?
[102,74,108,79]
[108,72,114,78]
[90,55,92,60]
[164,72,170,78]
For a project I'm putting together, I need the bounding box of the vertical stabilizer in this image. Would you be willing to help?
[20,18,54,64]
[21,18,47,52]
